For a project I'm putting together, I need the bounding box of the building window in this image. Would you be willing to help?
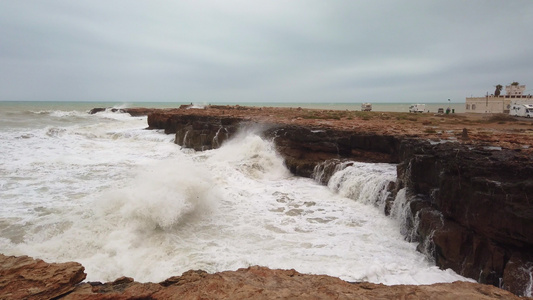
[472,104,476,110]
[466,104,470,110]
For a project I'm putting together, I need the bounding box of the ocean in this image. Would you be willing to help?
[0,101,470,285]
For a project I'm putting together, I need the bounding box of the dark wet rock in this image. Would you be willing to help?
[263,126,400,178]
[89,107,106,114]
[89,107,166,116]
[503,252,533,296]
[396,140,533,296]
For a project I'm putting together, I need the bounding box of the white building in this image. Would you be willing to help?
[506,84,526,96]
[465,84,532,113]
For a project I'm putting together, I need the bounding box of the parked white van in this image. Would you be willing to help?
[361,103,372,111]
[409,104,426,113]
[509,104,533,118]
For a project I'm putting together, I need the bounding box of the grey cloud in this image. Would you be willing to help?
[1,0,532,102]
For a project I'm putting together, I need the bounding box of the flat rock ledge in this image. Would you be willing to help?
[0,254,526,300]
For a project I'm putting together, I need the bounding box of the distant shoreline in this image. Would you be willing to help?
[0,100,467,113]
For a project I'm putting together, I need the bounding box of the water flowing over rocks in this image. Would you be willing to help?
[69,106,533,296]
[0,254,523,300]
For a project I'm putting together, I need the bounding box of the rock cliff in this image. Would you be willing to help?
[86,106,533,296]
[0,254,524,300]
[395,140,533,296]
[145,111,401,177]
[263,125,400,177]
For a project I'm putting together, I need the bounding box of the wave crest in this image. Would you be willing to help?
[97,158,218,230]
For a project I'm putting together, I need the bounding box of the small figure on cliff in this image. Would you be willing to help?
[461,128,469,140]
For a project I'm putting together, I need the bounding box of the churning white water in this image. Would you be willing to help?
[0,102,470,285]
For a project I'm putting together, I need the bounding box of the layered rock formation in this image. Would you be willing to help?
[0,254,86,299]
[86,106,533,296]
[145,110,401,177]
[395,140,533,296]
[0,254,524,300]
[264,125,400,177]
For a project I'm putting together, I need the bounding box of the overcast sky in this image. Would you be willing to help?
[1,1,532,103]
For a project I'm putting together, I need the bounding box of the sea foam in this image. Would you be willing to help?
[0,105,473,285]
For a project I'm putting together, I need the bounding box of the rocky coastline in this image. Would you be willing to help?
[3,105,532,299]
[135,105,533,297]
[1,254,523,299]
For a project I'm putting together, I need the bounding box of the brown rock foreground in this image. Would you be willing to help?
[0,254,86,299]
[0,254,525,300]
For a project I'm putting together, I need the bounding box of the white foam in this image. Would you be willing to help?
[95,158,218,230]
[205,130,290,180]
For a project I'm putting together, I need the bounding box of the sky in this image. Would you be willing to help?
[1,1,532,103]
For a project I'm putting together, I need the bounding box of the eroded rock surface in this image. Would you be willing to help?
[0,254,86,299]
[0,255,525,299]
[396,140,533,296]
